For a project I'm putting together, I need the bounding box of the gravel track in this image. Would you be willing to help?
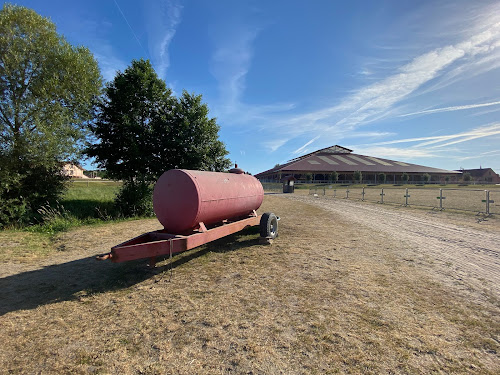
[285,194,500,299]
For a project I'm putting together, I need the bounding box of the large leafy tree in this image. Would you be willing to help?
[87,59,230,216]
[87,59,171,183]
[0,4,101,226]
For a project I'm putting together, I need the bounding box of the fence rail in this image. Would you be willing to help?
[309,186,498,215]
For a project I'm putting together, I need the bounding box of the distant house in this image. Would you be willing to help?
[61,162,88,179]
[459,168,500,183]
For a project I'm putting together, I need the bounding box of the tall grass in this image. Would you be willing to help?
[26,180,127,235]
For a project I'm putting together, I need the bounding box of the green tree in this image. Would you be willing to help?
[87,59,231,216]
[444,176,450,185]
[422,173,431,183]
[305,173,313,182]
[0,4,101,227]
[463,172,471,183]
[402,172,409,184]
[353,170,362,183]
[378,173,387,184]
[329,171,338,183]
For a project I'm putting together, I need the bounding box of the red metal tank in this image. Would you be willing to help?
[153,169,264,233]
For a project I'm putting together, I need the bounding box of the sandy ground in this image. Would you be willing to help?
[287,194,500,300]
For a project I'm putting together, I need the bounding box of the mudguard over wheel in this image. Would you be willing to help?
[260,212,278,239]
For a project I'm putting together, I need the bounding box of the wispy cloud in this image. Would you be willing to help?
[144,0,183,80]
[71,18,127,82]
[252,4,500,154]
[262,139,290,153]
[351,146,439,160]
[369,123,500,149]
[332,22,500,128]
[113,0,148,56]
[210,28,260,112]
[93,51,127,82]
[399,100,500,117]
[292,136,320,155]
[459,150,500,160]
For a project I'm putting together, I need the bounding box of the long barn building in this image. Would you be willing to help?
[255,145,461,184]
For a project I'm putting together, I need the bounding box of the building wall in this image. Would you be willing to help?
[461,168,500,183]
[61,163,88,178]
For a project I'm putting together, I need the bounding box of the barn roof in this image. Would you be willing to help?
[255,145,461,177]
[458,168,498,178]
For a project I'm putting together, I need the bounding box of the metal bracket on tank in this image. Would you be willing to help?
[194,222,208,233]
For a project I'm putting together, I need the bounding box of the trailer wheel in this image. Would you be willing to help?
[260,212,278,239]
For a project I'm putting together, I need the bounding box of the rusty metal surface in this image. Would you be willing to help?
[153,169,264,233]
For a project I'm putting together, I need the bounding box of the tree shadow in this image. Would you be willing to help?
[61,199,117,219]
[0,226,261,316]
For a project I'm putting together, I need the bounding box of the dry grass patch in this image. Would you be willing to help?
[0,195,499,374]
[0,231,53,262]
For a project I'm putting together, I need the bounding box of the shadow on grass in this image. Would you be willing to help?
[0,226,261,316]
[61,199,117,220]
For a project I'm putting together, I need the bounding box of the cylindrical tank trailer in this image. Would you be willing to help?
[97,168,279,264]
[153,169,264,233]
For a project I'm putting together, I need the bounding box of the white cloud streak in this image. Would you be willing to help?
[145,0,183,80]
[370,123,500,149]
[399,100,500,117]
[93,51,126,82]
[113,0,148,56]
[210,29,259,112]
[292,136,320,155]
[254,5,500,153]
[262,139,289,153]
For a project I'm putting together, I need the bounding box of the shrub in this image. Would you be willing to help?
[0,157,68,228]
[353,171,362,183]
[402,173,409,184]
[114,180,154,218]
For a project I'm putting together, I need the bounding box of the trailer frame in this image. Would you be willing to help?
[97,211,265,266]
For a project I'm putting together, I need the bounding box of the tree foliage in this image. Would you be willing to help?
[87,59,231,184]
[422,173,431,183]
[402,172,409,184]
[462,172,471,182]
[86,59,231,216]
[0,4,101,227]
[329,171,338,183]
[0,4,101,162]
[353,170,362,183]
[378,173,386,183]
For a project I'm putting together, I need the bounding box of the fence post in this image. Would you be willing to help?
[333,189,337,198]
[323,187,326,196]
[404,188,410,206]
[437,188,446,210]
[380,188,384,204]
[486,190,490,215]
[346,189,350,199]
[362,187,365,201]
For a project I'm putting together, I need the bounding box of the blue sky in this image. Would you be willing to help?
[8,0,500,174]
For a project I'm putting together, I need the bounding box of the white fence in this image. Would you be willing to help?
[309,186,498,215]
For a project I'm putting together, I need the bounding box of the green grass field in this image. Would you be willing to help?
[62,180,122,218]
[27,180,124,235]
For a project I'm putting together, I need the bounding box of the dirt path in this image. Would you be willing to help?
[286,194,500,300]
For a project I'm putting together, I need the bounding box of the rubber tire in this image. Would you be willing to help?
[260,212,278,239]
